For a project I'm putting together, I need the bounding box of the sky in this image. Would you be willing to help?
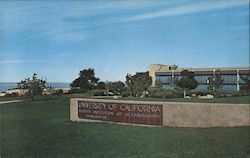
[0,0,249,82]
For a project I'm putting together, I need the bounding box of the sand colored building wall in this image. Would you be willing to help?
[149,64,178,86]
[70,98,250,127]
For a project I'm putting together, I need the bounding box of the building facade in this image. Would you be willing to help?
[149,64,249,92]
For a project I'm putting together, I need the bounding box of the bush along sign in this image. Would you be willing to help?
[76,100,163,126]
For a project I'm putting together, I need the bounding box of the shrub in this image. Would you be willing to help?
[5,92,19,97]
[148,87,176,99]
[172,91,184,98]
[88,89,106,96]
[121,91,130,97]
[55,89,64,95]
[194,91,210,96]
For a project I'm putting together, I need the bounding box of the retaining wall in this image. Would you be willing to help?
[70,98,249,127]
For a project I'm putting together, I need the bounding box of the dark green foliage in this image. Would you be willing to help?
[148,87,176,98]
[96,81,106,90]
[55,89,64,95]
[174,70,198,90]
[106,81,125,95]
[125,74,133,97]
[207,69,224,94]
[125,72,152,97]
[155,80,163,88]
[173,70,198,97]
[70,68,100,92]
[17,73,47,100]
[88,89,106,96]
[120,88,131,97]
[5,92,19,97]
[240,72,250,93]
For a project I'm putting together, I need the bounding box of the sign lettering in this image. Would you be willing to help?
[78,101,163,126]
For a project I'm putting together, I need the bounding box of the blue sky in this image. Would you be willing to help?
[0,0,249,82]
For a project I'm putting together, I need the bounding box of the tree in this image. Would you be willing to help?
[125,71,152,97]
[17,73,47,100]
[125,74,133,97]
[55,89,64,95]
[207,69,224,95]
[106,81,125,95]
[96,81,106,90]
[155,80,163,88]
[240,72,250,93]
[70,68,100,92]
[174,70,198,98]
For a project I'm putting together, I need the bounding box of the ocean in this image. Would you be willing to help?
[0,82,70,93]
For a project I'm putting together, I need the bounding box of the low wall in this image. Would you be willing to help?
[70,98,250,127]
[163,102,249,127]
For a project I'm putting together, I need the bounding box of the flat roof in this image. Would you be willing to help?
[153,66,249,72]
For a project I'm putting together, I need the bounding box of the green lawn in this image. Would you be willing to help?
[0,98,249,158]
[0,96,31,101]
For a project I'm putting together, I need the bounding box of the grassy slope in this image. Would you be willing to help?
[0,98,249,158]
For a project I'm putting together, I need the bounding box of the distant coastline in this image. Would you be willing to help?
[0,82,70,93]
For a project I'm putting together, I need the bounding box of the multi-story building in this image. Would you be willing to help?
[149,64,249,92]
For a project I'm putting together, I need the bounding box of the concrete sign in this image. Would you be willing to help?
[70,98,249,127]
[78,101,163,126]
